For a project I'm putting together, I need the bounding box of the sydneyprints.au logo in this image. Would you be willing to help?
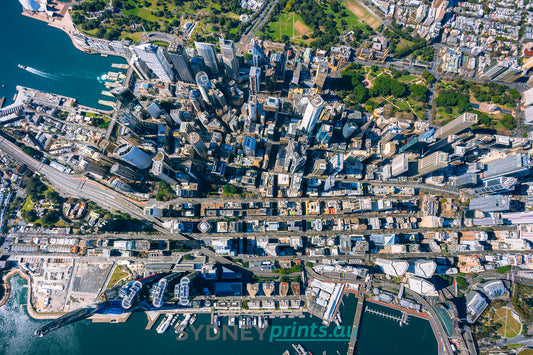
[178,322,357,342]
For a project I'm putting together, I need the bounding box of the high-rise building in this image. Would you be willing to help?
[415,151,448,177]
[133,43,174,82]
[314,61,329,89]
[152,160,177,185]
[194,42,218,75]
[469,195,511,212]
[110,163,139,182]
[436,112,478,139]
[188,132,208,159]
[342,120,358,139]
[312,159,327,175]
[167,43,194,84]
[195,71,211,103]
[482,153,531,180]
[110,86,139,111]
[242,135,257,157]
[113,143,153,170]
[300,95,324,133]
[249,66,260,95]
[391,153,409,176]
[219,38,239,79]
[188,90,205,113]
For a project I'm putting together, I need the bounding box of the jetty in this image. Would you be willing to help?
[111,63,129,69]
[347,285,365,355]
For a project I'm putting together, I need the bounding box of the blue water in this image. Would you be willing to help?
[0,0,126,110]
[0,277,438,355]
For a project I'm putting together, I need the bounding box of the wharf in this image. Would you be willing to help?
[98,100,115,108]
[112,63,129,69]
[347,285,365,355]
[101,91,114,97]
[90,312,131,323]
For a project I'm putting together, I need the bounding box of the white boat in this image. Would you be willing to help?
[156,314,174,334]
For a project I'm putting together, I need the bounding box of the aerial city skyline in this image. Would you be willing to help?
[1,0,533,354]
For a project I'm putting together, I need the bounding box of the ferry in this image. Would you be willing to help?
[156,314,174,334]
[17,64,26,70]
[175,313,192,335]
[292,344,313,355]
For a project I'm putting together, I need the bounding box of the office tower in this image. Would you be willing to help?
[436,112,478,139]
[194,41,218,75]
[494,65,523,83]
[190,56,205,76]
[249,66,260,95]
[469,195,511,212]
[189,90,205,113]
[242,135,257,157]
[110,86,139,111]
[133,43,174,82]
[312,159,327,175]
[482,153,531,180]
[314,61,328,89]
[152,160,177,185]
[472,176,517,195]
[380,124,402,144]
[167,43,194,84]
[391,153,409,176]
[188,132,208,158]
[195,71,211,103]
[415,151,449,177]
[342,120,358,139]
[110,163,139,182]
[248,95,258,121]
[329,154,344,175]
[113,143,153,170]
[316,124,333,145]
[219,38,239,79]
[300,95,324,133]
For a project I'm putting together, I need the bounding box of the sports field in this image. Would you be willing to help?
[343,0,382,29]
[268,12,312,41]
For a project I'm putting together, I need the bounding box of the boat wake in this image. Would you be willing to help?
[22,66,60,80]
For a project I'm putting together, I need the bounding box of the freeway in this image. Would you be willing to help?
[237,0,280,54]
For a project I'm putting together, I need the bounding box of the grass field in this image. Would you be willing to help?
[268,12,312,41]
[22,197,34,212]
[519,349,533,355]
[343,0,382,29]
[493,307,522,338]
[106,266,130,289]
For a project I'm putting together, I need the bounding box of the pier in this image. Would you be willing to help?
[347,285,365,355]
[365,307,409,326]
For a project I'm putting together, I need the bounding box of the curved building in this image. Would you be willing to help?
[195,71,211,103]
[19,0,46,12]
[113,143,152,170]
[188,132,208,159]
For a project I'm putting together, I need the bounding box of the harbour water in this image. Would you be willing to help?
[0,276,438,354]
[0,0,126,110]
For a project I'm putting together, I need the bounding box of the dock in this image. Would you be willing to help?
[364,307,409,326]
[111,63,129,69]
[101,91,114,97]
[98,100,115,108]
[347,285,365,355]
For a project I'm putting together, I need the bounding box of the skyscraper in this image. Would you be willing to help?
[195,71,211,103]
[300,95,324,133]
[314,61,329,89]
[110,86,139,111]
[194,42,218,75]
[435,112,478,139]
[188,132,208,159]
[391,153,409,177]
[415,151,448,177]
[110,163,139,182]
[167,43,194,84]
[133,43,174,82]
[219,38,240,79]
[249,66,260,95]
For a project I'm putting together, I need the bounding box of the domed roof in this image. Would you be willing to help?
[19,0,44,12]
